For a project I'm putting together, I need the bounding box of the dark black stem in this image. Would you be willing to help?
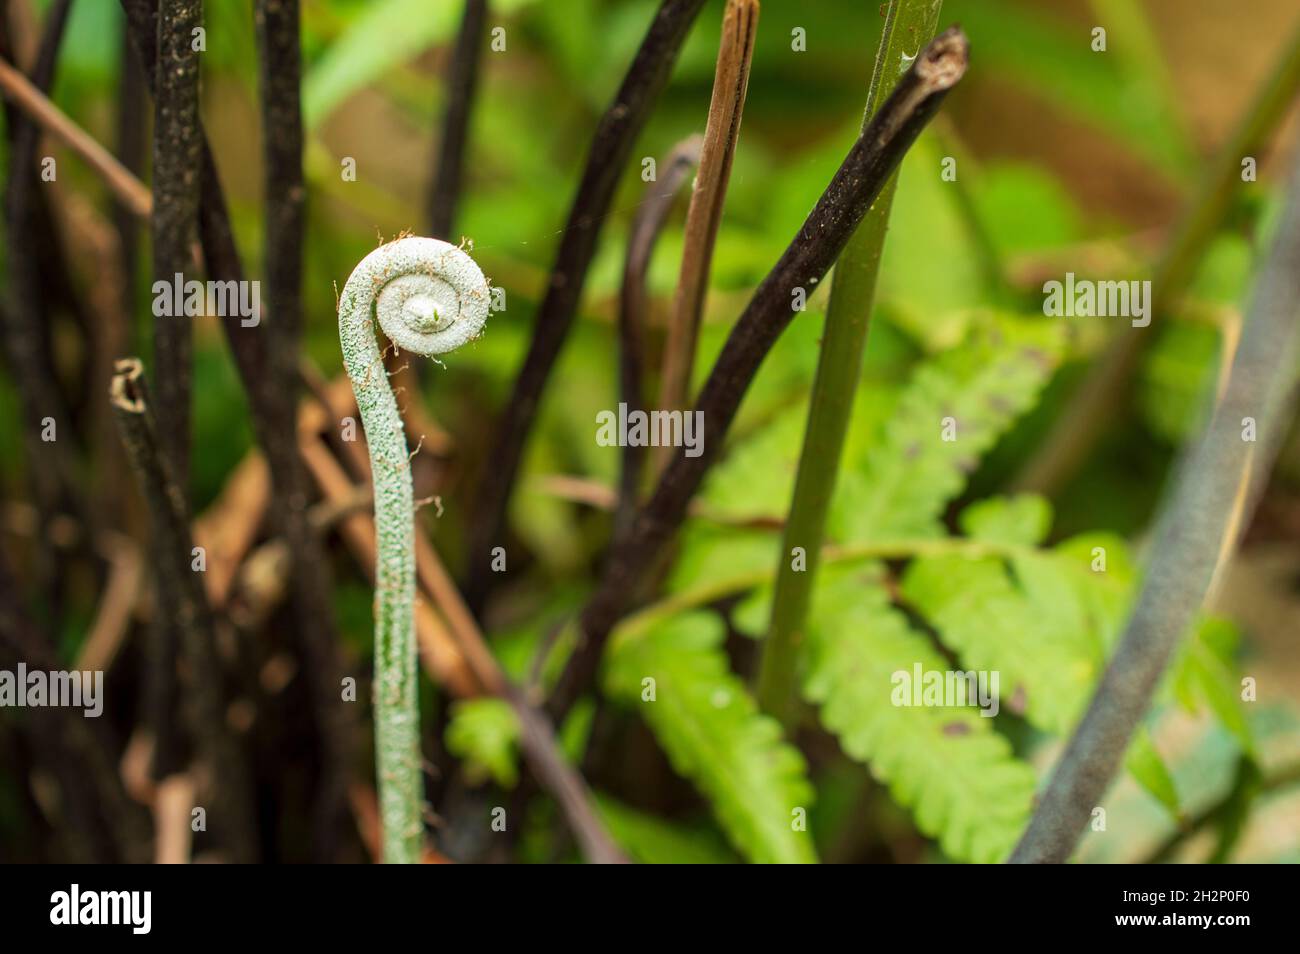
[428,0,486,239]
[0,0,85,572]
[547,28,971,722]
[255,0,354,862]
[150,0,202,487]
[0,551,151,863]
[464,0,709,612]
[113,26,146,320]
[110,358,258,862]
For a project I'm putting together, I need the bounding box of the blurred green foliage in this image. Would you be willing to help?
[6,0,1298,863]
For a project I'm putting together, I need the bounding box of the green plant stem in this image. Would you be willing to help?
[756,0,944,727]
[338,237,490,864]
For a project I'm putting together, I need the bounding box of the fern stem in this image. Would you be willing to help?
[111,359,258,861]
[0,0,90,578]
[256,0,356,860]
[338,237,490,863]
[756,0,945,727]
[547,28,970,725]
[152,0,202,489]
[1010,142,1300,864]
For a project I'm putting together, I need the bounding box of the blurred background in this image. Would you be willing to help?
[1,0,1299,863]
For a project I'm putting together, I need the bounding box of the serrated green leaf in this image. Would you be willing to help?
[831,320,1062,543]
[698,383,897,525]
[901,551,1101,734]
[604,613,818,864]
[696,402,809,523]
[666,525,781,596]
[802,565,1036,863]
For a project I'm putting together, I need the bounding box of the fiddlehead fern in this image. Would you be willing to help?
[338,236,490,863]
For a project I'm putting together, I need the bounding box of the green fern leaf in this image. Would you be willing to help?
[900,549,1103,734]
[832,320,1061,542]
[604,612,818,863]
[802,565,1036,862]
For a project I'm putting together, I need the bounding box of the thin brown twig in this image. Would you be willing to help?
[616,135,701,538]
[657,0,759,429]
[192,452,271,607]
[75,531,142,674]
[153,773,196,864]
[0,54,151,216]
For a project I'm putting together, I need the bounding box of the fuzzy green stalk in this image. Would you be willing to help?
[338,237,490,862]
[756,0,945,727]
